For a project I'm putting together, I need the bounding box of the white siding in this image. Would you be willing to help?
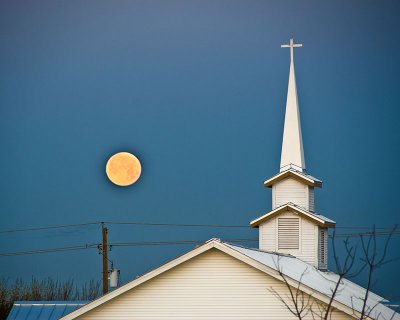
[259,210,318,267]
[300,214,318,266]
[273,177,308,210]
[259,219,276,251]
[77,249,353,320]
[271,185,275,209]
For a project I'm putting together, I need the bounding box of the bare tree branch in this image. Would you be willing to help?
[268,255,314,319]
[269,226,399,320]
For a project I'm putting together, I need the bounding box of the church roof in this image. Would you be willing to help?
[250,202,335,228]
[60,239,398,320]
[264,168,322,188]
[225,243,398,320]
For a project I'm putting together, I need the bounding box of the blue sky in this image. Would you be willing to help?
[1,1,399,299]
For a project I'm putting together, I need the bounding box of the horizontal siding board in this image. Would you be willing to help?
[259,219,275,251]
[274,178,308,210]
[77,250,353,320]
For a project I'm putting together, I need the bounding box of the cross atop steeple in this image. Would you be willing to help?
[281,38,302,63]
[279,38,305,172]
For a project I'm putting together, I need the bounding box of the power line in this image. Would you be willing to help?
[330,230,400,238]
[334,226,398,230]
[110,238,258,247]
[0,222,100,234]
[1,231,400,257]
[0,239,258,257]
[103,221,249,228]
[1,220,398,235]
[103,221,399,230]
[0,244,99,257]
[0,221,250,234]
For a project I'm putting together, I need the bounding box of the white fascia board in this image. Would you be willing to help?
[250,203,334,227]
[264,170,322,188]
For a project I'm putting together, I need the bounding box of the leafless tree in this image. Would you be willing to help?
[354,226,398,320]
[78,279,102,300]
[269,226,399,320]
[321,231,361,320]
[270,256,313,320]
[0,277,101,320]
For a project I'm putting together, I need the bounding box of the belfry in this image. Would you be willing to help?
[250,39,335,270]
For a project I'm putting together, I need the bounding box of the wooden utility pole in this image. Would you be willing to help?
[102,223,108,295]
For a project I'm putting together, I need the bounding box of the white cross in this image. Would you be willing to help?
[281,38,302,62]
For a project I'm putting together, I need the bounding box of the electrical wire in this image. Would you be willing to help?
[0,238,259,257]
[0,222,100,234]
[1,220,398,234]
[103,221,249,228]
[1,231,400,257]
[330,230,400,238]
[335,226,398,230]
[103,221,399,230]
[0,244,99,257]
[110,238,258,247]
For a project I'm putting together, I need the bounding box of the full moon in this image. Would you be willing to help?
[106,152,142,186]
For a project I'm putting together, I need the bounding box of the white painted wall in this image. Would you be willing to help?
[77,249,352,320]
[259,219,276,251]
[273,177,309,210]
[259,210,318,267]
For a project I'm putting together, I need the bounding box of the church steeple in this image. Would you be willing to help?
[250,39,335,271]
[280,38,305,172]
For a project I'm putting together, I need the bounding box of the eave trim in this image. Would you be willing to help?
[250,203,335,228]
[264,170,322,188]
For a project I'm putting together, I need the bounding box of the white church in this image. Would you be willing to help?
[61,39,399,320]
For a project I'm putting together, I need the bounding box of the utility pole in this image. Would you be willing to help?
[101,223,108,295]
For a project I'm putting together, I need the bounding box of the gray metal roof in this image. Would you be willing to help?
[287,202,336,224]
[7,301,88,320]
[225,243,399,320]
[267,167,323,183]
[314,213,336,224]
[287,167,322,183]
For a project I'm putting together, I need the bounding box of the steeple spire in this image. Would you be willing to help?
[250,39,334,270]
[280,38,305,172]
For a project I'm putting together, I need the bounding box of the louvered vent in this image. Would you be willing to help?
[278,218,299,250]
[309,187,315,212]
[318,228,328,270]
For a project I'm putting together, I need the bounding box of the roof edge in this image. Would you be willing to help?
[59,240,222,320]
[58,238,395,320]
[264,169,322,188]
[250,203,336,228]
